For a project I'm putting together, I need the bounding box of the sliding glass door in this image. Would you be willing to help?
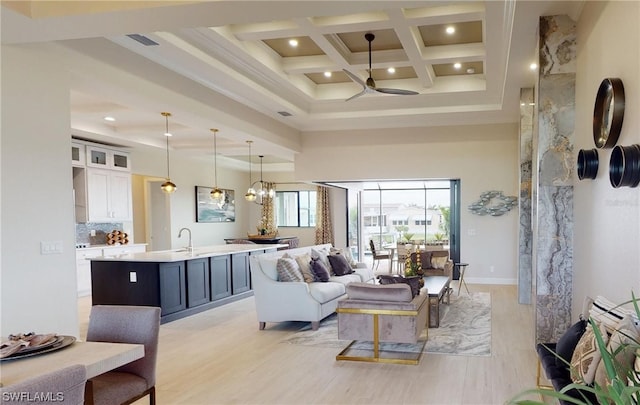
[345,180,460,278]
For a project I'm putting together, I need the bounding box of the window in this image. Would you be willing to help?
[275,191,316,227]
[391,219,408,226]
[364,215,386,227]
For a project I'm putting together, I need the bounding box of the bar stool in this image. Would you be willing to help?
[455,263,470,295]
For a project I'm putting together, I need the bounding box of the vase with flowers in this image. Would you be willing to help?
[404,251,425,288]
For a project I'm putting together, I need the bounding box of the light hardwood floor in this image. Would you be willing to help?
[78,274,543,404]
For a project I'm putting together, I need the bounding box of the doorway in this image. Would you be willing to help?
[344,180,461,278]
[146,180,172,251]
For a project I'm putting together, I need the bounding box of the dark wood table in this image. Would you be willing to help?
[423,276,451,328]
[224,236,299,250]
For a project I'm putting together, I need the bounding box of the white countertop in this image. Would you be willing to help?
[88,244,287,262]
[76,243,147,251]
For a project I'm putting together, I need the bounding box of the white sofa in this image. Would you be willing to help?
[249,243,375,330]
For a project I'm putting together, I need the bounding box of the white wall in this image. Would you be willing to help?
[572,1,640,317]
[131,145,259,248]
[1,44,79,336]
[296,124,520,284]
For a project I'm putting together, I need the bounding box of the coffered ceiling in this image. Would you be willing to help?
[1,1,584,165]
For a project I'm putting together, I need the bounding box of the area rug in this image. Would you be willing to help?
[281,291,491,356]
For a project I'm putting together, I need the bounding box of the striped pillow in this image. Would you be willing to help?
[589,296,637,334]
[276,257,303,282]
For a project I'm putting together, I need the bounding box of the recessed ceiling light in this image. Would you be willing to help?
[387,67,396,74]
[104,116,116,122]
[530,63,538,70]
[466,68,475,74]
[289,39,298,47]
[324,71,332,78]
[446,26,455,35]
[453,62,462,69]
[520,102,526,106]
[164,132,172,137]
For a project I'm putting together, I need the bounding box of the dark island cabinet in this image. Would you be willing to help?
[210,255,232,300]
[90,248,274,323]
[231,252,250,294]
[159,262,186,315]
[186,258,210,308]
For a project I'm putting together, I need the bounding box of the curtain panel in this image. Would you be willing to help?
[315,186,334,244]
[260,181,276,234]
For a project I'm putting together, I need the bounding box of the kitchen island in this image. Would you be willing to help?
[89,244,286,323]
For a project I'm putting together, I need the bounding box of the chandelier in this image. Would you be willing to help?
[251,155,275,205]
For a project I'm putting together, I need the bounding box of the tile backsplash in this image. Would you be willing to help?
[76,223,123,245]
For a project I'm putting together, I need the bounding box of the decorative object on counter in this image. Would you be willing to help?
[209,128,224,204]
[593,78,624,149]
[106,230,129,245]
[468,190,518,216]
[247,216,277,238]
[244,140,257,202]
[576,148,599,180]
[609,144,640,188]
[160,112,177,194]
[196,186,235,222]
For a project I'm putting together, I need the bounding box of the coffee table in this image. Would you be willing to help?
[423,276,451,327]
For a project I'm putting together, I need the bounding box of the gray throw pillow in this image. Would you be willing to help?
[310,257,330,282]
[328,254,353,276]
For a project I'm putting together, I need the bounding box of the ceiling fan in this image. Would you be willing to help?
[344,33,419,101]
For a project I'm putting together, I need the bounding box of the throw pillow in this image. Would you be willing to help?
[431,256,448,270]
[294,253,315,283]
[276,257,303,282]
[327,254,354,276]
[330,247,357,268]
[311,248,331,271]
[555,319,588,369]
[594,315,640,388]
[377,275,419,298]
[589,295,635,335]
[571,322,610,385]
[310,257,330,282]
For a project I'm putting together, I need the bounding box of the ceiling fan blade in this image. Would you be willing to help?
[345,89,367,101]
[342,69,366,87]
[375,88,419,96]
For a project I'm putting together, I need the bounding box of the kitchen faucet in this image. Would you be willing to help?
[178,227,193,252]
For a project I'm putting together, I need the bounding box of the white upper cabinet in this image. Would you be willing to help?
[86,168,132,222]
[72,142,86,166]
[86,145,131,171]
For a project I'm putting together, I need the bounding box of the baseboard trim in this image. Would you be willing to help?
[462,277,516,285]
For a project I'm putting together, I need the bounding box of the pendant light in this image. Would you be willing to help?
[244,141,257,202]
[160,112,177,194]
[252,155,275,205]
[209,128,224,203]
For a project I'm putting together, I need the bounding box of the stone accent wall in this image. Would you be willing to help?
[535,15,577,343]
[518,88,534,304]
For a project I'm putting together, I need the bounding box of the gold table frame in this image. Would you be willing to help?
[335,307,428,365]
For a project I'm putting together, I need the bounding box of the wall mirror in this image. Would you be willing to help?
[593,78,625,149]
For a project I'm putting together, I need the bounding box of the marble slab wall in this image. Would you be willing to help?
[518,88,534,304]
[535,15,576,343]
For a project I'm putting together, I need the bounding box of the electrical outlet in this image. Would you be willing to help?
[129,272,137,282]
[90,230,96,237]
[490,265,495,273]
